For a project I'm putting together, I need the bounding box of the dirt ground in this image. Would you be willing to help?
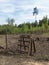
[0,54,49,65]
[0,34,49,65]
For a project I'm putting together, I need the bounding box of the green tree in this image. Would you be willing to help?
[42,16,48,29]
[21,23,29,33]
[6,18,15,34]
[33,21,38,27]
[25,22,30,29]
[39,20,43,26]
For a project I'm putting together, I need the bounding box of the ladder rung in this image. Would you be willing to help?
[18,40,30,42]
[18,44,29,48]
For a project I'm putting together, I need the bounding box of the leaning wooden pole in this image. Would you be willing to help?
[5,34,8,49]
[28,38,33,56]
[5,26,8,50]
[33,39,36,53]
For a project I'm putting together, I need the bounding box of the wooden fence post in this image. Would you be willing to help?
[28,39,32,56]
[5,34,8,49]
[33,39,36,53]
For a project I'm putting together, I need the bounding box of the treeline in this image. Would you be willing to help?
[0,16,49,34]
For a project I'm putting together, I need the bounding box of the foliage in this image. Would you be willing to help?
[0,16,49,34]
[7,18,15,26]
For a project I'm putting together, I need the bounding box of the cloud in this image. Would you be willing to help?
[0,2,16,13]
[1,6,15,13]
[0,0,7,2]
[0,0,49,25]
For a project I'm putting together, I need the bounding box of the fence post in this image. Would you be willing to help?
[28,39,32,56]
[5,34,8,49]
[33,39,36,53]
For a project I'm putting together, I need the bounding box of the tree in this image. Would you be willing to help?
[25,22,30,29]
[48,19,49,25]
[7,18,15,26]
[10,19,15,26]
[42,16,48,29]
[39,20,43,26]
[33,7,38,24]
[18,24,23,28]
[39,16,48,32]
[6,18,15,34]
[34,20,38,27]
[7,18,10,25]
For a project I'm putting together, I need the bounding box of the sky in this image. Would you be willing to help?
[0,0,49,25]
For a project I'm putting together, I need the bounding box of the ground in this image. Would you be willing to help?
[0,54,49,65]
[0,33,49,65]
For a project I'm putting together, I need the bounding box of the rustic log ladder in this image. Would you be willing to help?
[18,34,36,56]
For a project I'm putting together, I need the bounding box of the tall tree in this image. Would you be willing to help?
[7,18,15,26]
[10,19,15,26]
[42,16,48,29]
[7,18,10,25]
[33,7,38,26]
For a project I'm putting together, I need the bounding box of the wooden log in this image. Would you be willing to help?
[0,46,4,49]
[28,39,32,56]
[19,40,22,53]
[33,39,36,53]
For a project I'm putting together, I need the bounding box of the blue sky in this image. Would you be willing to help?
[0,0,49,25]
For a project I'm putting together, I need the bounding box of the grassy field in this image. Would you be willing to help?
[0,33,49,65]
